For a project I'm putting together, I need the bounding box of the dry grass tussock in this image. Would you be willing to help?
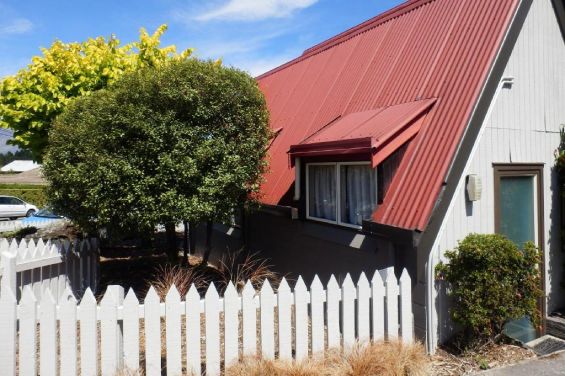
[226,340,429,376]
[149,250,283,298]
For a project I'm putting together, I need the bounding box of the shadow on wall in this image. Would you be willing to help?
[191,210,401,286]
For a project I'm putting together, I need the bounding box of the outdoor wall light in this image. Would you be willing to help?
[466,174,482,201]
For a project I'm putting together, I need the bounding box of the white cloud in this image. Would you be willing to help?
[196,0,318,22]
[0,18,33,36]
[232,52,299,77]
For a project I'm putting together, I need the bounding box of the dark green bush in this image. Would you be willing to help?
[435,233,542,341]
[1,226,38,239]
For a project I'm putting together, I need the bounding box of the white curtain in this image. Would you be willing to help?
[308,165,336,221]
[340,165,377,225]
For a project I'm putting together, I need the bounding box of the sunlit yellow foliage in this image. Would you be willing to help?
[0,24,192,160]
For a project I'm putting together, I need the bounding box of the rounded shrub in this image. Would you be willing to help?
[435,233,542,341]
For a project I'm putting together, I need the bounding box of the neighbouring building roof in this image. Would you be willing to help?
[257,0,520,231]
[0,160,40,172]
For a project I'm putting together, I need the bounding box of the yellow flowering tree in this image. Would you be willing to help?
[0,25,192,161]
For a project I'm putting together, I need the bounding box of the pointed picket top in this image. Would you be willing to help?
[17,238,28,254]
[16,244,28,262]
[242,279,255,298]
[62,239,71,256]
[36,238,45,255]
[124,287,138,304]
[205,281,220,300]
[278,277,290,294]
[224,281,238,299]
[342,273,355,290]
[8,239,18,258]
[400,268,411,285]
[80,287,96,305]
[59,286,77,305]
[42,288,56,306]
[358,272,370,289]
[21,285,37,305]
[101,287,117,307]
[372,269,385,288]
[145,285,160,304]
[260,278,273,295]
[328,274,339,290]
[310,274,323,291]
[165,284,181,302]
[295,276,307,294]
[0,237,9,254]
[186,284,200,302]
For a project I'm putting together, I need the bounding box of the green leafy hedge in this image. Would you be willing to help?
[0,184,47,207]
[436,233,542,342]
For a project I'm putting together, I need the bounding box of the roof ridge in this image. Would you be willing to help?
[256,0,436,80]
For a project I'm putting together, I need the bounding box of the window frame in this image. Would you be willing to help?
[305,161,378,229]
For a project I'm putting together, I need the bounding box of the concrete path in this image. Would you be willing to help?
[479,351,565,375]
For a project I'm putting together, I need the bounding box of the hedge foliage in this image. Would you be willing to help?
[436,233,542,341]
[0,185,47,207]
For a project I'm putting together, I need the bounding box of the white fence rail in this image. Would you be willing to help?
[0,238,99,302]
[0,267,413,376]
[0,218,65,232]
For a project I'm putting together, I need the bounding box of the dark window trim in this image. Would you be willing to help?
[493,163,546,330]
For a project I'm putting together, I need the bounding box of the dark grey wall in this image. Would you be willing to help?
[193,209,401,286]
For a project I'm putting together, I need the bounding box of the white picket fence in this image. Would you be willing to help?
[0,267,413,376]
[0,237,99,302]
[0,218,65,232]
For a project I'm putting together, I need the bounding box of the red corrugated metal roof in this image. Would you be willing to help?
[288,98,436,167]
[257,0,519,231]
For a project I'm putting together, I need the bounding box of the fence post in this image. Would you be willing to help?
[1,251,16,298]
[0,287,16,376]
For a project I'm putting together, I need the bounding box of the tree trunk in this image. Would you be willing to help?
[164,222,177,262]
[202,220,213,265]
[182,221,189,266]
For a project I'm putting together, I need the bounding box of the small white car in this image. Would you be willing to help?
[0,196,38,220]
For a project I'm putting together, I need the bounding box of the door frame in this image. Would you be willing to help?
[493,163,545,332]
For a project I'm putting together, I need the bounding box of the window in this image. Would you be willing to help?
[7,197,23,205]
[306,162,377,228]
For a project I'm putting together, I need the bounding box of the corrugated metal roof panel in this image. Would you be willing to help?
[257,0,520,231]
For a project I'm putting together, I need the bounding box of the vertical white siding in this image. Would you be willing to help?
[432,0,565,342]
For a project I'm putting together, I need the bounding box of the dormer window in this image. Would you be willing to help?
[306,162,377,228]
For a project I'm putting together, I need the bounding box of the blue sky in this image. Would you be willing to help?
[0,0,404,79]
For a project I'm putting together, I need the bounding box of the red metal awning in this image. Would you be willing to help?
[288,98,436,167]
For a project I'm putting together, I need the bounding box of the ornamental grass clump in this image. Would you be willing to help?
[435,233,542,344]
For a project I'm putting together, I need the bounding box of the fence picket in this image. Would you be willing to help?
[165,285,182,376]
[399,269,413,343]
[40,289,57,376]
[327,275,341,349]
[260,279,275,360]
[3,266,414,374]
[242,280,257,356]
[294,277,309,360]
[277,278,292,360]
[80,288,98,376]
[0,288,16,376]
[342,274,356,347]
[357,272,371,343]
[224,282,240,367]
[59,288,78,376]
[123,289,140,372]
[100,288,119,375]
[310,275,325,354]
[384,267,399,339]
[371,271,385,341]
[205,283,221,376]
[20,287,37,376]
[185,285,201,376]
[144,286,161,376]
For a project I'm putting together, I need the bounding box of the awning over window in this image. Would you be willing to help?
[288,98,436,167]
